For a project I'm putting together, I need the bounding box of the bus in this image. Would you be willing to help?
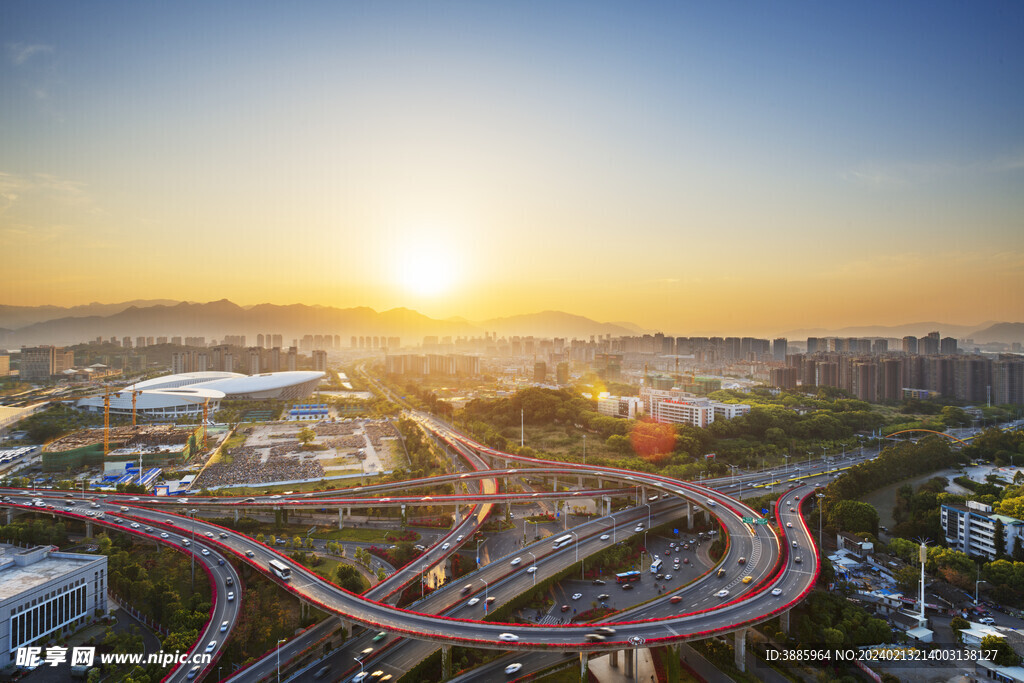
[649,558,663,574]
[552,535,573,549]
[615,571,641,584]
[269,559,292,581]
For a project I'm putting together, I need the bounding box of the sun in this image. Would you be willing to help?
[394,240,458,298]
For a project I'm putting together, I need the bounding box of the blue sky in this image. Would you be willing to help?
[2,2,1022,333]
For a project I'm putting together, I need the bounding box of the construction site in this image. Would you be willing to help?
[41,424,206,472]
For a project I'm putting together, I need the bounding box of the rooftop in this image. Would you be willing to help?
[0,545,104,602]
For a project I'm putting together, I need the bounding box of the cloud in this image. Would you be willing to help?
[845,152,1024,187]
[7,42,53,65]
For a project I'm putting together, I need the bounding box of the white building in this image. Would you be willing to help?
[597,396,641,419]
[1,545,107,664]
[941,501,1024,561]
[651,398,716,428]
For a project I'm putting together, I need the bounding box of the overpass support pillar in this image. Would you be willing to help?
[579,652,588,680]
[338,508,345,530]
[686,500,693,529]
[623,649,635,678]
[553,477,558,492]
[609,649,619,668]
[234,508,239,523]
[85,521,93,538]
[578,475,583,488]
[441,645,451,681]
[734,629,747,672]
[779,609,790,634]
[5,508,12,525]
[641,488,647,505]
[506,501,511,519]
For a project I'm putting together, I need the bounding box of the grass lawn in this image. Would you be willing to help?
[309,556,371,592]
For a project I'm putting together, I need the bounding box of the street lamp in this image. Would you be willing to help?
[975,565,989,605]
[476,538,485,566]
[642,502,651,530]
[276,638,286,682]
[728,464,738,486]
[526,551,537,585]
[583,434,587,466]
[816,494,825,551]
[600,516,616,543]
[783,454,790,477]
[569,531,579,564]
[353,656,364,678]
[420,563,429,599]
[189,509,197,590]
[480,577,489,613]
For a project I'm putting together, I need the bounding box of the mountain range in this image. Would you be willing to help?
[0,300,1020,347]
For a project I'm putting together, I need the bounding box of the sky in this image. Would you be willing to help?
[1,2,1022,335]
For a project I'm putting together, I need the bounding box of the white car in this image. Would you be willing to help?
[227,591,235,601]
[510,557,522,566]
[706,499,716,507]
[442,543,450,550]
[467,597,480,606]
[220,620,229,632]
[664,574,672,581]
[979,617,996,625]
[160,532,169,538]
[771,588,783,596]
[786,522,793,528]
[600,534,610,540]
[633,526,643,533]
[201,548,210,556]
[456,535,464,541]
[715,589,730,598]
[498,633,519,641]
[504,663,522,675]
[354,673,368,682]
[526,566,537,574]
[130,522,140,529]
[206,532,215,538]
[572,593,583,600]
[204,640,217,653]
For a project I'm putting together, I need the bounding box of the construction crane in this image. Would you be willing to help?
[202,398,209,449]
[130,389,142,426]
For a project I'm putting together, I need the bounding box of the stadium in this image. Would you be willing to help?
[75,370,325,418]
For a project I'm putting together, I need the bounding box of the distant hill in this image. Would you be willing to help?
[0,300,181,330]
[780,321,1002,340]
[969,322,1024,344]
[0,300,639,347]
[478,310,640,338]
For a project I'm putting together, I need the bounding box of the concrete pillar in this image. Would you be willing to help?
[553,476,558,492]
[234,509,239,523]
[779,609,790,634]
[579,652,588,679]
[578,475,583,488]
[505,501,511,519]
[609,649,619,668]
[734,629,746,672]
[442,645,451,680]
[623,649,635,678]
[687,501,693,529]
[85,521,93,538]
[338,508,345,530]
[5,508,12,525]
[641,488,647,505]
[598,479,603,489]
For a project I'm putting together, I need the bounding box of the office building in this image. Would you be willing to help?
[597,396,641,419]
[312,350,328,373]
[942,501,1024,561]
[1,545,107,663]
[19,346,74,381]
[772,338,788,362]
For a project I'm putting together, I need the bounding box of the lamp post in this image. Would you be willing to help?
[600,516,616,543]
[642,502,651,530]
[816,494,825,552]
[420,563,429,599]
[527,551,537,585]
[569,531,579,564]
[353,656,364,678]
[583,434,587,466]
[480,577,489,613]
[783,454,790,477]
[276,638,286,682]
[476,538,485,566]
[728,464,738,487]
[189,508,197,590]
[975,565,989,605]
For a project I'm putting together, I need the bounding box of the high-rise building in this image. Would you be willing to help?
[269,347,281,372]
[248,347,262,375]
[921,331,940,355]
[287,346,298,372]
[313,350,328,372]
[993,357,1024,406]
[20,346,58,380]
[772,338,788,362]
[534,361,547,383]
[806,337,820,355]
[902,336,918,354]
[556,362,569,384]
[0,354,9,377]
[872,339,888,354]
[769,367,798,389]
[940,337,958,355]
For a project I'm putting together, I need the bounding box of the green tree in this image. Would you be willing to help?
[293,535,302,549]
[826,500,879,536]
[895,566,920,593]
[981,635,1021,666]
[335,564,365,593]
[297,426,316,448]
[995,519,1006,558]
[950,616,970,643]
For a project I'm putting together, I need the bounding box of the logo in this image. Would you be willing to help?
[628,636,646,646]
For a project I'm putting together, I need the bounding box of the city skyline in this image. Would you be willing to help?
[2,2,1022,333]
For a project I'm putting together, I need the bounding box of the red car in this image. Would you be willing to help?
[670,596,682,604]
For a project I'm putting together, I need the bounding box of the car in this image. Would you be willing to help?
[980,617,996,625]
[165,519,173,524]
[633,526,643,532]
[370,671,384,678]
[656,573,664,580]
[510,557,522,566]
[683,558,689,564]
[201,548,210,556]
[187,665,202,680]
[715,589,730,598]
[90,502,100,508]
[181,539,190,546]
[245,550,255,558]
[144,526,153,532]
[717,569,726,578]
[572,593,583,600]
[771,588,783,596]
[86,511,95,517]
[220,620,229,632]
[504,663,523,675]
[592,579,606,585]
[794,556,802,563]
[456,534,464,541]
[597,593,610,601]
[462,584,474,595]
[792,540,798,547]
[585,633,606,642]
[129,497,140,501]
[707,499,716,507]
[742,576,753,584]
[120,506,129,512]
[670,595,682,604]
[206,532,215,538]
[160,532,169,538]
[204,640,217,653]
[738,557,746,564]
[664,574,673,581]
[486,596,496,604]
[219,532,229,539]
[441,543,450,550]
[227,591,234,601]
[600,534,610,541]
[244,498,256,503]
[467,597,480,606]
[313,666,331,680]
[561,604,570,612]
[217,558,225,566]
[664,549,671,556]
[359,647,374,657]
[788,507,794,512]
[373,631,387,642]
[353,673,368,682]
[621,583,634,590]
[634,522,643,529]
[786,522,793,528]
[527,566,537,574]
[498,633,519,641]
[597,626,617,636]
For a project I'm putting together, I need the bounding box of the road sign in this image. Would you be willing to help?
[741,517,754,523]
[755,518,769,525]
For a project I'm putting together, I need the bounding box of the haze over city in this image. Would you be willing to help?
[2,2,1022,332]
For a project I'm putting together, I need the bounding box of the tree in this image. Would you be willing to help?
[950,616,970,643]
[981,635,1021,667]
[995,519,1006,558]
[895,566,920,593]
[297,426,316,448]
[293,535,302,549]
[335,564,365,593]
[1013,536,1024,562]
[826,500,879,536]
